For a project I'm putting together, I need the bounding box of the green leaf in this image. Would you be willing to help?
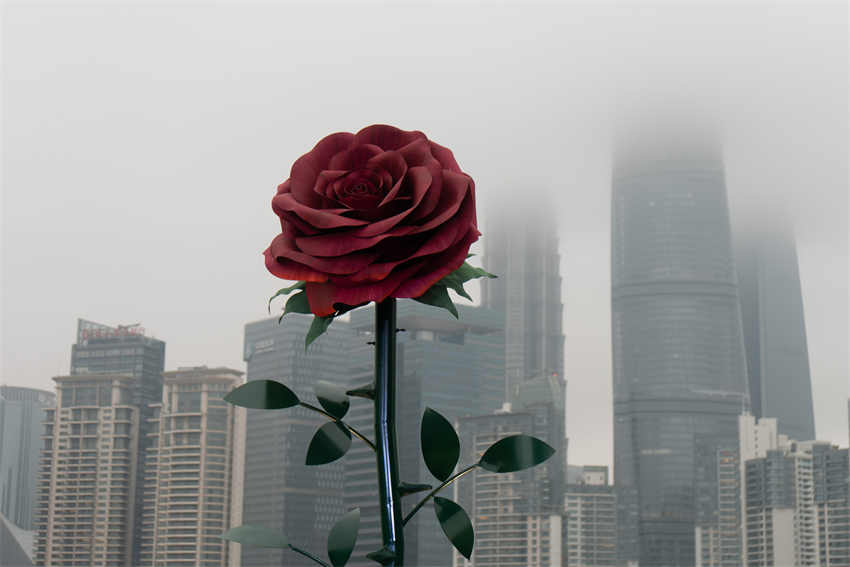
[421,408,460,482]
[268,281,306,313]
[345,383,375,400]
[306,421,352,466]
[314,381,350,419]
[412,284,458,318]
[278,291,311,323]
[437,262,497,301]
[398,481,432,497]
[221,524,289,548]
[224,380,299,409]
[306,315,334,349]
[433,497,474,560]
[327,508,360,567]
[365,546,397,565]
[478,435,555,473]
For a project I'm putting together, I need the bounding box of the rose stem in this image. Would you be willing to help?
[401,464,478,526]
[374,298,404,566]
[297,401,377,452]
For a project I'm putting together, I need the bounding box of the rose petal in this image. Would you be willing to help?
[354,125,424,150]
[392,228,480,298]
[327,144,383,171]
[290,132,354,206]
[273,193,368,229]
[269,233,380,275]
[350,166,433,237]
[367,150,408,186]
[429,141,463,173]
[264,246,328,283]
[410,170,473,233]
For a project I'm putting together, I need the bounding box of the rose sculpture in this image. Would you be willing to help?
[222,125,555,567]
[264,124,479,317]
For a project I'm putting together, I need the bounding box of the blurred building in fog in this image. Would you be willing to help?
[482,207,565,403]
[694,442,741,567]
[564,466,617,567]
[139,366,245,567]
[345,302,505,567]
[240,315,356,567]
[611,142,750,566]
[69,319,165,564]
[0,386,55,532]
[35,374,140,566]
[734,220,816,442]
[453,397,564,567]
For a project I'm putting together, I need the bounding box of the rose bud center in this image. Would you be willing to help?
[334,170,387,212]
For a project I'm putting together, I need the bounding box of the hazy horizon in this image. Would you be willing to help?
[2,1,847,468]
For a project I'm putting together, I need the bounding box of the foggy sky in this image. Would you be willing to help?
[2,2,847,468]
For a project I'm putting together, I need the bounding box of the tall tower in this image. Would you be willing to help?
[69,319,165,564]
[611,141,750,565]
[482,207,564,399]
[735,220,816,442]
[0,385,55,531]
[140,366,245,567]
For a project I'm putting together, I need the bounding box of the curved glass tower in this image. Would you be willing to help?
[611,147,749,566]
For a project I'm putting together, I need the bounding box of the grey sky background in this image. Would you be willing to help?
[2,2,847,468]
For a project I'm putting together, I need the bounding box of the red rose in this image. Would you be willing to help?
[264,125,479,317]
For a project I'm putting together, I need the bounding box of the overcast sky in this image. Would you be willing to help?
[2,2,847,468]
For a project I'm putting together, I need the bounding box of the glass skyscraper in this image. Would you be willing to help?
[735,221,816,442]
[611,145,749,565]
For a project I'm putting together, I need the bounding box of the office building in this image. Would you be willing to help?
[34,374,140,566]
[345,302,506,567]
[564,466,617,567]
[70,319,165,564]
[482,207,564,400]
[241,314,358,567]
[694,444,741,566]
[139,366,245,567]
[811,442,849,566]
[453,398,564,567]
[735,220,816,442]
[0,386,55,531]
[611,142,750,565]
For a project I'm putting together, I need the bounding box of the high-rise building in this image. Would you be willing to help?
[611,143,750,565]
[344,302,506,567]
[735,220,816,442]
[34,374,140,566]
[69,319,165,564]
[481,207,564,399]
[0,386,55,531]
[241,315,357,567]
[453,401,564,567]
[694,443,741,567]
[811,442,849,566]
[564,466,617,567]
[139,366,245,567]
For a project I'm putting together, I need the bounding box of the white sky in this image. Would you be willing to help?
[2,2,847,468]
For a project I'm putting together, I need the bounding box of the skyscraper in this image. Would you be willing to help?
[241,315,357,567]
[140,366,245,567]
[482,207,565,398]
[344,302,505,567]
[611,142,750,565]
[0,386,55,531]
[34,374,140,566]
[68,319,165,564]
[735,220,816,442]
[564,466,617,567]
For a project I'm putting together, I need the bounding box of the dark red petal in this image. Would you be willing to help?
[349,166,432,237]
[273,193,368,229]
[398,137,438,168]
[264,246,328,283]
[268,233,380,275]
[305,282,337,317]
[392,228,480,298]
[367,150,408,185]
[353,125,425,150]
[409,161,443,220]
[327,144,383,171]
[328,262,424,306]
[410,170,472,233]
[429,141,463,173]
[295,225,417,257]
[289,132,355,206]
[314,170,349,201]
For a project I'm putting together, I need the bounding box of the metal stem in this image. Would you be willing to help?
[298,401,377,452]
[374,298,404,565]
[289,545,330,567]
[402,464,478,526]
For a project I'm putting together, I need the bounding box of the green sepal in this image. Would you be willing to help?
[398,481,433,497]
[221,524,289,548]
[306,315,334,349]
[412,284,458,318]
[366,546,397,565]
[433,497,474,560]
[314,381,350,420]
[305,421,352,466]
[327,508,360,567]
[421,408,461,482]
[224,380,299,410]
[278,291,311,323]
[478,435,555,473]
[268,281,306,313]
[437,262,497,301]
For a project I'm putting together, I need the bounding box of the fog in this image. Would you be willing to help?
[2,2,847,467]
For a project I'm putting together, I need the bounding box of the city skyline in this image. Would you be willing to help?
[3,3,848,469]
